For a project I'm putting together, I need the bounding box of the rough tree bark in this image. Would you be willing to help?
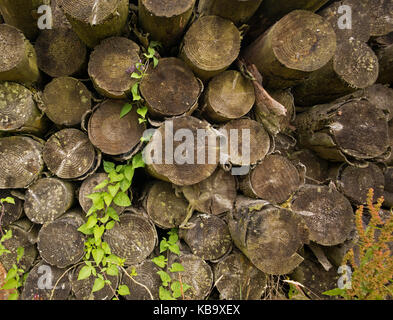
[180,15,241,80]
[243,10,336,90]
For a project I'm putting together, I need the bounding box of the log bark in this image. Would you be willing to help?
[121,260,160,300]
[294,98,390,163]
[140,57,202,119]
[144,115,219,186]
[41,77,92,127]
[21,260,72,300]
[79,173,126,218]
[198,0,262,25]
[37,209,86,268]
[59,0,130,48]
[169,253,213,300]
[87,99,145,157]
[228,196,309,275]
[0,0,44,40]
[0,81,47,135]
[239,154,303,204]
[0,190,23,227]
[50,0,71,29]
[88,37,141,99]
[213,249,267,300]
[24,177,75,224]
[179,213,232,261]
[144,180,189,229]
[138,0,195,49]
[289,149,329,184]
[180,167,236,215]
[43,128,100,180]
[243,10,336,90]
[374,32,393,85]
[71,263,119,300]
[201,70,255,123]
[220,118,271,167]
[180,15,241,80]
[365,0,393,37]
[34,28,87,78]
[0,135,44,189]
[103,213,157,265]
[291,184,354,246]
[0,24,40,84]
[293,39,379,106]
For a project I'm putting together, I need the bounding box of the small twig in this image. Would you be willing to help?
[178,273,185,300]
[49,263,83,300]
[119,265,154,300]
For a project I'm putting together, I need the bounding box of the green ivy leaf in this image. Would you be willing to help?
[169,263,184,273]
[93,225,105,243]
[94,180,108,190]
[159,286,176,300]
[132,153,145,169]
[131,72,143,79]
[103,192,113,207]
[108,183,120,198]
[92,277,105,293]
[106,264,118,277]
[106,254,122,266]
[1,229,12,241]
[92,248,105,266]
[1,197,15,204]
[1,278,18,290]
[118,284,130,296]
[168,243,180,255]
[152,255,167,268]
[113,192,131,207]
[99,213,110,224]
[86,215,98,229]
[137,106,148,119]
[107,207,120,222]
[101,242,111,255]
[16,247,24,263]
[78,223,93,235]
[120,179,132,192]
[160,239,169,253]
[106,220,116,230]
[7,292,18,300]
[78,265,92,280]
[322,288,347,297]
[157,271,171,287]
[120,103,133,118]
[171,281,182,299]
[124,165,135,182]
[131,83,141,101]
[103,161,115,174]
[108,172,124,183]
[5,268,17,282]
[153,57,159,68]
[168,232,178,245]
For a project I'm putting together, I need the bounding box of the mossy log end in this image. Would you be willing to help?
[0,24,40,84]
[294,98,390,163]
[213,249,267,300]
[59,0,130,48]
[202,70,255,123]
[198,0,263,25]
[42,77,92,127]
[21,260,72,300]
[0,190,23,227]
[88,99,145,156]
[289,149,329,184]
[138,0,196,49]
[103,213,157,265]
[88,37,141,99]
[179,213,232,261]
[145,116,219,186]
[144,180,189,229]
[180,167,236,215]
[239,154,303,204]
[140,57,201,119]
[243,10,336,90]
[43,128,100,180]
[229,196,309,275]
[0,81,47,135]
[0,135,44,189]
[35,28,87,78]
[180,15,241,81]
[37,209,86,268]
[365,0,393,37]
[291,184,354,246]
[24,177,75,224]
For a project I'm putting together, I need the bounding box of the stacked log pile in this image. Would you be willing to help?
[0,0,392,300]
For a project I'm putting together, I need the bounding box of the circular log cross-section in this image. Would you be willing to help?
[0,136,44,189]
[0,24,39,84]
[243,10,336,90]
[170,254,214,300]
[59,0,130,48]
[79,173,126,217]
[43,128,99,180]
[34,28,87,78]
[181,167,236,215]
[0,81,46,135]
[228,197,309,275]
[366,0,393,37]
[144,180,189,229]
[202,70,255,123]
[138,0,196,49]
[293,39,379,106]
[289,149,329,184]
[121,260,161,300]
[71,264,119,300]
[42,77,92,127]
[140,57,201,119]
[88,37,141,99]
[103,214,157,265]
[213,249,267,300]
[88,100,146,156]
[221,118,271,167]
[239,154,302,204]
[145,116,219,186]
[179,213,232,261]
[335,163,385,206]
[0,190,23,227]
[24,177,75,224]
[37,210,86,268]
[21,261,72,301]
[291,185,354,246]
[180,15,241,80]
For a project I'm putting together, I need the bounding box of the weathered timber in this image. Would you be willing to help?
[374,32,393,85]
[365,0,393,36]
[289,149,329,184]
[0,190,23,227]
